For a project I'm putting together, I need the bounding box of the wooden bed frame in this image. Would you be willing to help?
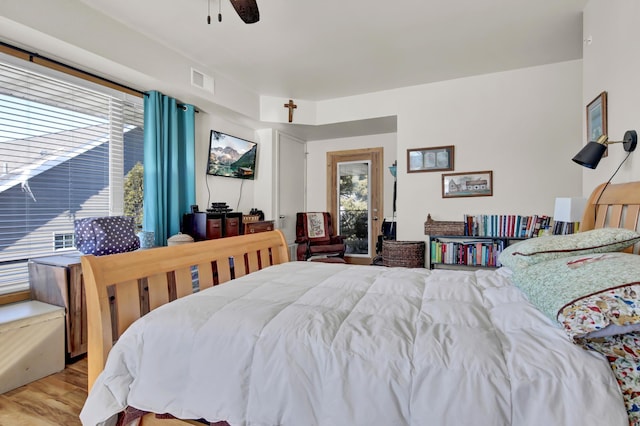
[81,229,289,424]
[81,181,640,425]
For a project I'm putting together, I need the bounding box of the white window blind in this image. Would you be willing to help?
[0,58,144,295]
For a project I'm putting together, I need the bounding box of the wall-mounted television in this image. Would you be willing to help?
[206,130,257,180]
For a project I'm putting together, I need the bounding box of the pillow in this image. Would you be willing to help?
[302,213,330,243]
[75,218,97,255]
[511,251,640,340]
[498,227,640,271]
[75,216,140,256]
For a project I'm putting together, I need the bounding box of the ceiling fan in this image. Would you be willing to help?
[208,0,260,24]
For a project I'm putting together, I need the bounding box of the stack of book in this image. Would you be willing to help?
[552,221,580,235]
[430,238,506,267]
[463,214,551,238]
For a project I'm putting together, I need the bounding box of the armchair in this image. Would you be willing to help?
[295,212,346,261]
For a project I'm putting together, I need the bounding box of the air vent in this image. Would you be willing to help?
[191,68,214,94]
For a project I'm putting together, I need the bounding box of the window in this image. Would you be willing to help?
[53,232,75,251]
[0,55,144,295]
[337,161,370,256]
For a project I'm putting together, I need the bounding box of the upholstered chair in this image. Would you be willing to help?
[295,212,346,261]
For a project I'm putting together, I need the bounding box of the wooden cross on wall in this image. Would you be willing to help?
[284,99,297,123]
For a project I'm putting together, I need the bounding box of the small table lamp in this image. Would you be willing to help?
[554,197,587,224]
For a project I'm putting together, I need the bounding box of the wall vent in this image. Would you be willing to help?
[191,68,214,94]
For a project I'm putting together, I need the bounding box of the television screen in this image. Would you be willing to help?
[206,130,257,180]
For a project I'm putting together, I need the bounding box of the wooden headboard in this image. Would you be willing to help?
[580,181,640,254]
[581,181,640,232]
[81,230,289,391]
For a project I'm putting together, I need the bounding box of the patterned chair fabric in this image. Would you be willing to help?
[295,212,346,261]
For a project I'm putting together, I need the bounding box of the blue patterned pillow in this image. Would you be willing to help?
[74,216,140,256]
[74,218,97,254]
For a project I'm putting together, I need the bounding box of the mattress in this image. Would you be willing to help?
[80,262,627,426]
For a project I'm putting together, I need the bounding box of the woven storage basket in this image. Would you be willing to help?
[424,214,465,236]
[382,241,425,268]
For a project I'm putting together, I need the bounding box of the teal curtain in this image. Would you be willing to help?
[143,91,196,246]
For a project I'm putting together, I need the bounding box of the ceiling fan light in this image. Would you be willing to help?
[230,0,260,24]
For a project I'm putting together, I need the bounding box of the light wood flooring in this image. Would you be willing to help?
[0,357,87,426]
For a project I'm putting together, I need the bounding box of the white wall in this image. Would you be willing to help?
[393,61,583,240]
[582,0,640,194]
[253,129,276,220]
[194,114,262,214]
[309,61,583,241]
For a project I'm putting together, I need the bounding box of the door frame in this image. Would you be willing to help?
[327,147,383,265]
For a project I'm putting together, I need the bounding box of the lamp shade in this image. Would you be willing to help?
[553,197,587,223]
[572,141,607,169]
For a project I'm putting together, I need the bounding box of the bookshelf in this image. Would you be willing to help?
[425,213,551,270]
[427,200,579,268]
[428,235,525,270]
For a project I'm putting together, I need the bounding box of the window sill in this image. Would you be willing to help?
[0,290,31,306]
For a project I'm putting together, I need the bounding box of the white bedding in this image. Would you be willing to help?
[80,262,628,426]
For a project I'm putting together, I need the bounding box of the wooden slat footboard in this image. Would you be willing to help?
[81,230,289,392]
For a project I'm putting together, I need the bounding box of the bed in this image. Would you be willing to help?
[80,181,640,426]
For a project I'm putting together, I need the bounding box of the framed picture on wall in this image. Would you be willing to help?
[407,145,454,173]
[587,91,608,156]
[442,170,493,198]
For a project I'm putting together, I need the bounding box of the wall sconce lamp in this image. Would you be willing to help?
[572,130,638,169]
[388,162,397,178]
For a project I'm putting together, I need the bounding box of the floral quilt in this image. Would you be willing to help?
[583,334,640,426]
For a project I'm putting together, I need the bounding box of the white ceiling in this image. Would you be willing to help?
[77,0,588,139]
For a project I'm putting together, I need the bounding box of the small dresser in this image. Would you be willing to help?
[28,254,86,359]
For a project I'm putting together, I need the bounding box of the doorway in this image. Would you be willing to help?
[327,148,383,265]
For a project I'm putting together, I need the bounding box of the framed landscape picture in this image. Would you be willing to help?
[442,170,493,198]
[407,145,454,173]
[587,91,608,156]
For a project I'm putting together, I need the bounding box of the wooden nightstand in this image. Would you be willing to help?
[28,254,86,359]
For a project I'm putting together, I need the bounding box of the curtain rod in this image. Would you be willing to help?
[2,41,200,113]
[180,104,200,113]
[1,41,144,98]
[143,93,199,113]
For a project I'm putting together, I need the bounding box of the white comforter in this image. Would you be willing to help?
[81,262,627,426]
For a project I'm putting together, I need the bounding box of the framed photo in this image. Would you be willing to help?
[587,91,608,156]
[407,145,454,173]
[442,170,493,198]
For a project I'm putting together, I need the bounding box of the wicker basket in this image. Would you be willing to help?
[424,214,465,236]
[382,241,425,268]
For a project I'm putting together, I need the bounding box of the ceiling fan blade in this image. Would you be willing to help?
[229,0,259,24]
